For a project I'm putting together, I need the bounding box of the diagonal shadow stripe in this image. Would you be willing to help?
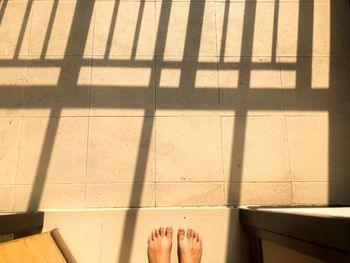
[13,0,33,58]
[0,0,8,26]
[0,0,345,261]
[225,1,256,261]
[117,1,172,262]
[26,0,96,211]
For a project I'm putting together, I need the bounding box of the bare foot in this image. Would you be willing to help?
[177,228,202,263]
[148,226,173,263]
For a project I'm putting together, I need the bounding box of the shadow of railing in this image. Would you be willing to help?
[0,0,349,262]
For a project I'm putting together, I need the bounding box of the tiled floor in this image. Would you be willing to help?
[0,0,350,212]
[1,1,350,262]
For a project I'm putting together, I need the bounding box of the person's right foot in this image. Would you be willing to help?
[148,227,173,263]
[177,228,202,263]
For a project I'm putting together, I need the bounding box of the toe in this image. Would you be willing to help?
[187,228,192,239]
[155,228,159,237]
[195,232,200,242]
[151,231,155,240]
[159,227,165,237]
[166,227,173,239]
[192,230,196,239]
[177,228,185,240]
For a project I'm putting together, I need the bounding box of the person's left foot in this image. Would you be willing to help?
[148,227,173,263]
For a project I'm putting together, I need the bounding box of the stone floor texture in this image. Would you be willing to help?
[0,0,350,212]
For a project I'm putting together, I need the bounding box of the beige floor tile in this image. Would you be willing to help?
[221,117,290,182]
[327,114,350,182]
[0,185,14,211]
[90,57,155,116]
[283,89,347,117]
[156,0,326,2]
[0,119,21,185]
[292,182,350,205]
[29,1,94,57]
[215,3,244,57]
[216,3,276,57]
[13,184,85,211]
[87,117,155,183]
[287,115,350,182]
[156,183,224,206]
[156,116,223,182]
[0,64,26,117]
[293,182,327,204]
[279,0,334,2]
[277,3,302,57]
[94,2,155,57]
[286,116,328,181]
[218,57,284,116]
[93,0,154,1]
[327,181,350,205]
[225,182,292,205]
[156,57,219,116]
[100,208,248,263]
[212,0,336,2]
[281,57,350,90]
[282,57,350,116]
[43,210,101,263]
[0,2,30,57]
[312,2,335,56]
[278,3,336,56]
[86,183,155,208]
[24,57,90,117]
[156,2,217,57]
[334,1,350,56]
[16,117,88,184]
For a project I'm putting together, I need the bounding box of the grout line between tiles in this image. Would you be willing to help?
[278,48,293,204]
[213,3,226,204]
[84,56,93,208]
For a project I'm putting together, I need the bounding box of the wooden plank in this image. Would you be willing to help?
[0,232,66,263]
[51,229,77,263]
